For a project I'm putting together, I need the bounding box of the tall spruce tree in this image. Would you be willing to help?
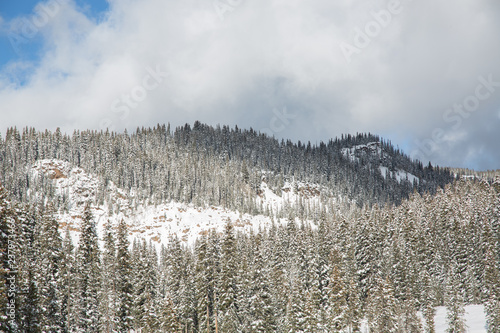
[35,203,63,332]
[60,227,77,332]
[219,221,241,332]
[0,185,14,332]
[116,219,133,332]
[100,220,117,332]
[76,203,101,332]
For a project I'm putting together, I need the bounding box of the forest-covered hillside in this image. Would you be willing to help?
[1,124,499,333]
[0,123,454,212]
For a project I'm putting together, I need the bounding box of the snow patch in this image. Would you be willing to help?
[379,166,419,184]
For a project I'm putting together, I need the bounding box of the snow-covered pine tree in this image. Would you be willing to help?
[421,269,437,333]
[61,226,78,332]
[195,235,215,333]
[142,240,160,331]
[445,266,467,333]
[249,233,276,333]
[99,219,117,332]
[14,203,40,332]
[483,246,500,332]
[327,262,347,331]
[35,203,63,332]
[76,203,101,332]
[115,219,133,332]
[367,276,399,333]
[158,292,182,332]
[218,221,241,332]
[0,185,14,332]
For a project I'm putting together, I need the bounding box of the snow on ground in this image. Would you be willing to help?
[360,305,487,332]
[31,159,315,246]
[129,201,278,245]
[379,166,420,184]
[256,180,324,216]
[435,305,487,333]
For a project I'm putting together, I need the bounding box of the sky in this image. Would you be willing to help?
[0,0,499,170]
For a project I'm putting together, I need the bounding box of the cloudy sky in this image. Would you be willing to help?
[0,0,499,170]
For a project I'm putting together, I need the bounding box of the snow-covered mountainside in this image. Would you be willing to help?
[342,141,420,184]
[31,159,323,245]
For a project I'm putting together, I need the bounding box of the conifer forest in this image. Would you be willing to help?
[1,123,499,332]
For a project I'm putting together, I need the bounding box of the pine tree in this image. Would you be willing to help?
[0,185,15,332]
[60,227,78,332]
[36,203,63,332]
[400,296,423,333]
[218,221,241,332]
[249,233,276,333]
[158,293,182,332]
[445,267,467,333]
[285,278,308,333]
[328,264,347,331]
[14,204,40,333]
[195,235,214,333]
[141,240,160,331]
[421,270,437,333]
[484,248,500,332]
[367,277,399,333]
[344,275,361,333]
[76,203,101,332]
[100,220,117,332]
[115,219,133,332]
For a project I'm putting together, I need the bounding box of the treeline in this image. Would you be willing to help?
[1,178,499,332]
[0,124,454,214]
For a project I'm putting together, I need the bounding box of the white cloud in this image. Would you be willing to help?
[0,0,499,169]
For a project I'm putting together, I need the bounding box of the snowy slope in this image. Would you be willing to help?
[379,165,419,184]
[31,159,320,246]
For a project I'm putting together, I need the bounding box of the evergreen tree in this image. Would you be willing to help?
[61,227,78,333]
[115,219,133,332]
[327,263,347,331]
[249,233,276,333]
[100,220,117,332]
[445,267,467,333]
[484,248,500,332]
[367,277,399,333]
[76,203,101,332]
[218,221,241,332]
[0,185,15,332]
[195,235,214,333]
[421,270,437,333]
[36,203,63,332]
[14,205,40,333]
[158,293,182,333]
